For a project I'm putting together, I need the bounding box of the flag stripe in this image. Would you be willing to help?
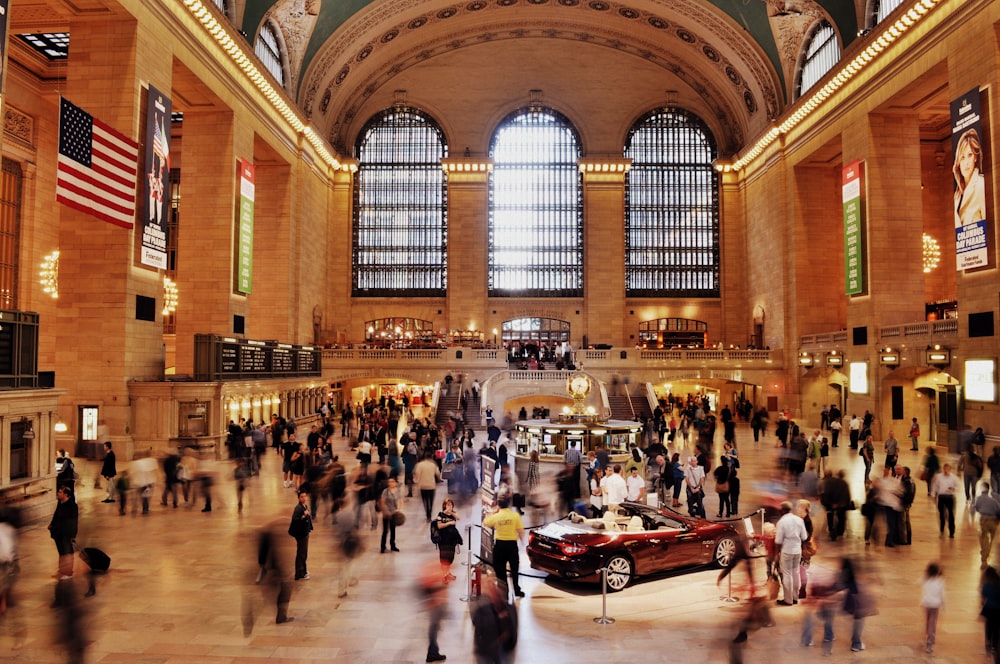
[56,98,139,228]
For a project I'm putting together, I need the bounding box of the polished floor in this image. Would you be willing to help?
[0,425,994,663]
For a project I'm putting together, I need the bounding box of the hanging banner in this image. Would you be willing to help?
[951,88,990,270]
[237,158,255,294]
[141,85,171,269]
[843,160,866,295]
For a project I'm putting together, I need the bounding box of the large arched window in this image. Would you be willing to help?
[489,108,583,297]
[797,20,840,98]
[255,20,286,87]
[353,107,448,296]
[624,109,719,297]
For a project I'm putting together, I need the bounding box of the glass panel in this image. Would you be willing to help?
[353,108,448,297]
[255,23,284,86]
[624,110,719,297]
[489,109,583,297]
[0,160,22,310]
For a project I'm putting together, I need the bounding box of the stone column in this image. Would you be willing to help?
[580,158,629,348]
[443,158,492,334]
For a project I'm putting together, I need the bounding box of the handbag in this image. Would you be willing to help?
[392,511,406,527]
[715,481,729,493]
[802,537,818,558]
[441,463,456,480]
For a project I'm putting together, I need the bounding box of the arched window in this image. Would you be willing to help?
[353,107,448,296]
[255,20,286,87]
[624,109,719,297]
[797,20,840,97]
[489,108,583,297]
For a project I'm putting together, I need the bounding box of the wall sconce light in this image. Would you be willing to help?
[925,344,950,367]
[163,276,179,315]
[54,421,68,433]
[20,417,35,439]
[879,347,899,367]
[799,351,814,366]
[826,350,843,366]
[40,250,60,298]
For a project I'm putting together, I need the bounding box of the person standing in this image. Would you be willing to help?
[100,442,117,503]
[436,498,463,581]
[774,501,808,606]
[988,447,1000,496]
[849,415,861,449]
[931,463,959,538]
[564,440,582,499]
[820,469,851,541]
[48,486,78,579]
[288,489,313,580]
[861,435,875,487]
[413,452,442,521]
[883,431,900,477]
[379,477,401,553]
[482,494,525,599]
[973,483,1000,569]
[829,417,842,448]
[909,417,921,451]
[683,456,707,518]
[921,563,946,654]
[600,464,628,514]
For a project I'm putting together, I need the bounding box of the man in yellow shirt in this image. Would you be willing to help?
[483,495,525,598]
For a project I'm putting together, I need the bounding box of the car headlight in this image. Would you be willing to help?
[558,542,589,556]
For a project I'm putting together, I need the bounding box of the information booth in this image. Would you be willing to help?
[512,419,642,462]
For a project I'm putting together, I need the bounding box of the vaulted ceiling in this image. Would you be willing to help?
[240,0,863,155]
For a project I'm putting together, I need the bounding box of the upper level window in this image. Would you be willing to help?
[797,20,840,97]
[489,108,583,298]
[0,159,23,310]
[624,109,719,297]
[872,0,905,26]
[255,20,285,87]
[353,107,448,297]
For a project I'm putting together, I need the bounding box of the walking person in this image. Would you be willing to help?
[931,463,959,538]
[973,483,1000,569]
[288,489,313,580]
[921,562,946,654]
[774,501,809,606]
[483,494,526,599]
[418,559,448,663]
[414,452,442,522]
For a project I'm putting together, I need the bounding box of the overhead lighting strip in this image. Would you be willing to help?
[726,0,944,172]
[181,0,344,171]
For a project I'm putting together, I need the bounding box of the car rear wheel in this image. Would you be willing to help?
[714,536,737,568]
[603,555,633,592]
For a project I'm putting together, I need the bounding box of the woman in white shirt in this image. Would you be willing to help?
[589,466,604,517]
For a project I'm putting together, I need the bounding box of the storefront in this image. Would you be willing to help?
[512,419,643,462]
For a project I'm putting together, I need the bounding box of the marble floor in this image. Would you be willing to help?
[0,426,994,664]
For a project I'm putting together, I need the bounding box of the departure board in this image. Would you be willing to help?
[194,334,322,380]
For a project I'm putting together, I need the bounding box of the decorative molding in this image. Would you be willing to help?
[3,106,34,148]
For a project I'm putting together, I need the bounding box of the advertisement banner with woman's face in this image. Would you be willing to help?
[951,88,990,270]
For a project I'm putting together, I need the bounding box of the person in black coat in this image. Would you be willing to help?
[100,442,117,503]
[48,486,78,579]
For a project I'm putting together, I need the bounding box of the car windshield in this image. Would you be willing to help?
[622,503,687,530]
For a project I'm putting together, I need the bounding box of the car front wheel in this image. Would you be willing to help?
[603,555,634,592]
[713,536,738,568]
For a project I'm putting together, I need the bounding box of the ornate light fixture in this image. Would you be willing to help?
[40,250,60,298]
[163,276,179,315]
[922,233,941,273]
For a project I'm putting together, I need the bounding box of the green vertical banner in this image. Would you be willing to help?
[237,158,254,294]
[843,160,866,296]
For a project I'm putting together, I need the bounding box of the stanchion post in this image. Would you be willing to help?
[459,526,474,602]
[593,567,616,625]
[720,567,739,603]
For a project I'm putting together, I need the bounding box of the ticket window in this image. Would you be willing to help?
[566,435,584,457]
[543,434,556,456]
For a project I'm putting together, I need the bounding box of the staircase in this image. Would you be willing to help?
[607,392,654,422]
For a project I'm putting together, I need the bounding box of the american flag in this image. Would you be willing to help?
[56,98,139,229]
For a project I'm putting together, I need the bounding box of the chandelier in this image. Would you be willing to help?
[40,250,60,298]
[922,233,941,273]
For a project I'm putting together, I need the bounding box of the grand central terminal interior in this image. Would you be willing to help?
[0,0,999,661]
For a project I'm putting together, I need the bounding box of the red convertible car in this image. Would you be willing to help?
[527,501,741,592]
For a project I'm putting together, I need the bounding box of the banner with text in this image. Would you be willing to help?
[843,160,866,295]
[237,159,255,294]
[141,85,171,269]
[951,88,991,270]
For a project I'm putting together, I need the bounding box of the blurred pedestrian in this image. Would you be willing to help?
[0,506,21,614]
[471,572,516,664]
[100,441,117,503]
[980,566,1000,658]
[841,558,872,652]
[418,559,448,663]
[921,562,945,653]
